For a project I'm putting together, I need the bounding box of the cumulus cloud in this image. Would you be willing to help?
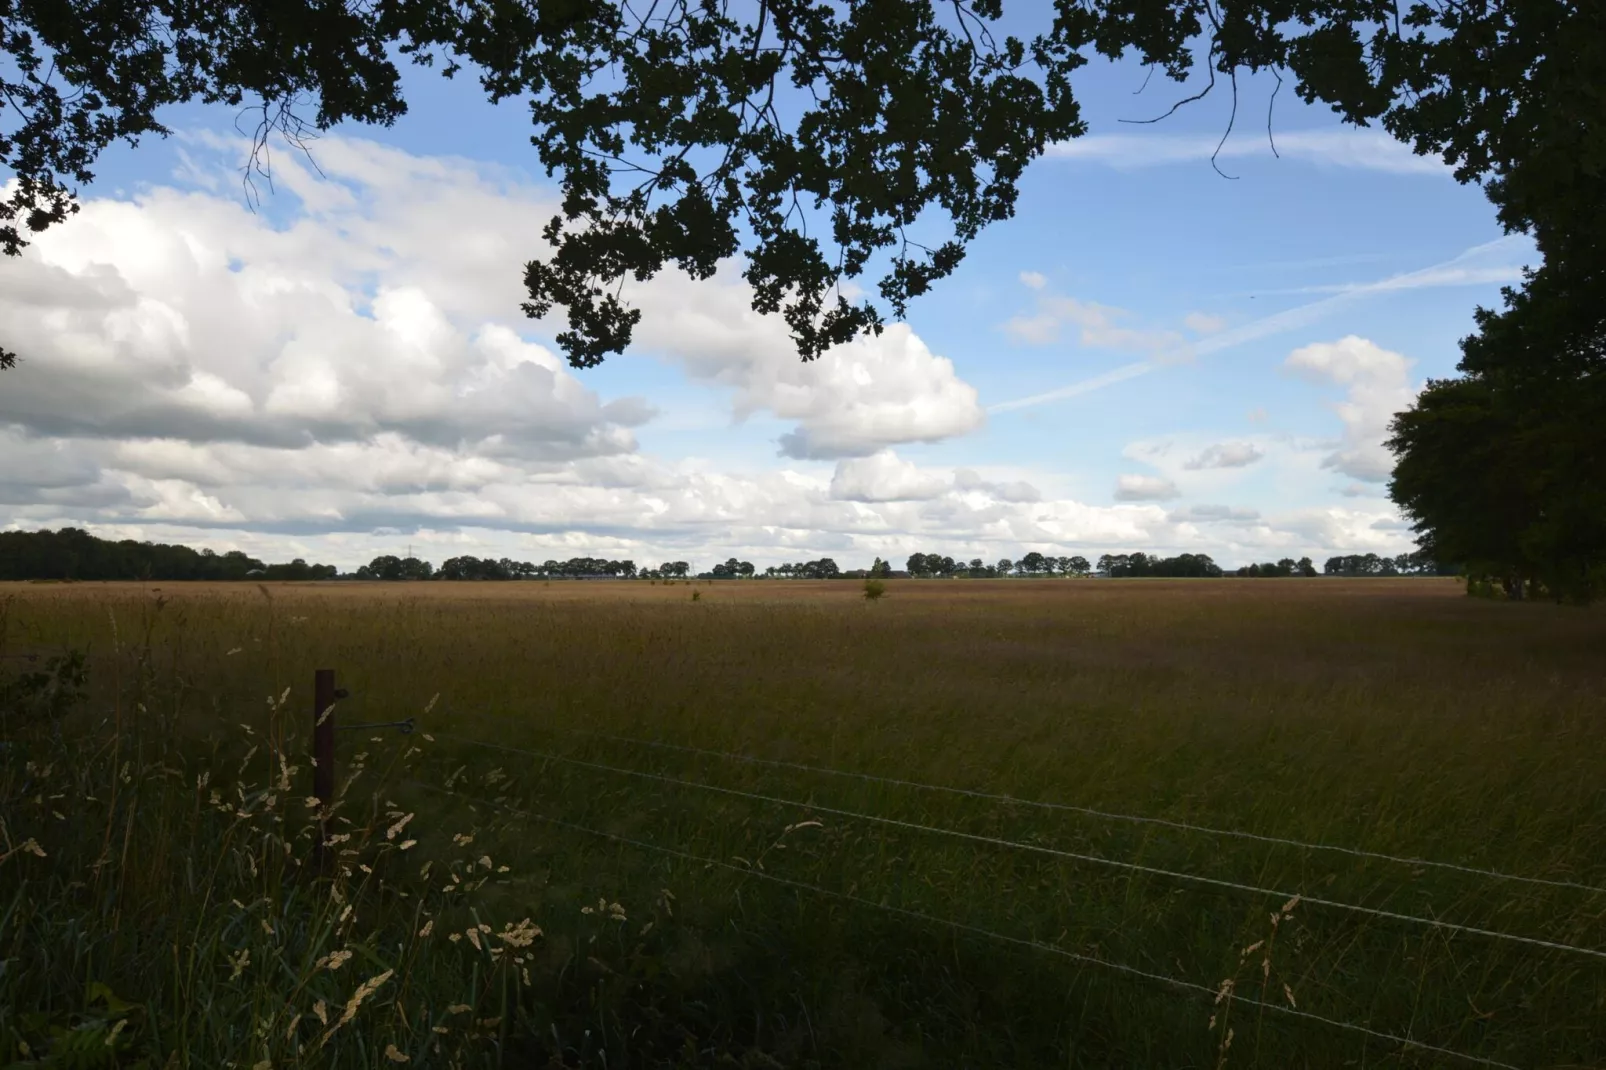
[628,272,984,458]
[1114,474,1180,501]
[0,161,641,462]
[1284,335,1416,482]
[1019,270,1047,290]
[1184,441,1265,470]
[830,451,950,502]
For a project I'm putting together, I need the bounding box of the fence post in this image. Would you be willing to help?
[312,668,336,872]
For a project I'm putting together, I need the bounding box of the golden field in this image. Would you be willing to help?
[2,576,1603,1068]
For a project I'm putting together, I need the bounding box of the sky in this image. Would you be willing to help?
[0,35,1532,573]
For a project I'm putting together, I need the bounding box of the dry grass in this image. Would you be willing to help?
[3,577,1604,1068]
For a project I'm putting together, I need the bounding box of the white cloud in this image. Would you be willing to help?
[1284,336,1415,482]
[627,270,984,458]
[1184,441,1264,470]
[1019,270,1047,290]
[1047,128,1448,176]
[830,451,950,502]
[1114,474,1181,501]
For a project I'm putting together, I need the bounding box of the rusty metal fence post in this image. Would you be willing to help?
[312,668,337,872]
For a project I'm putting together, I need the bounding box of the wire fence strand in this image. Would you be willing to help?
[432,730,1606,964]
[402,776,1523,1070]
[557,727,1606,897]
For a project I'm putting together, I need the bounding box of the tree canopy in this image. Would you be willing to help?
[4,0,1596,370]
[0,527,338,580]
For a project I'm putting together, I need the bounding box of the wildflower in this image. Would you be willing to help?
[417,920,434,938]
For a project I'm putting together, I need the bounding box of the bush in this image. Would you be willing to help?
[863,578,886,601]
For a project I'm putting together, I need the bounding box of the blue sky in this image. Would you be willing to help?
[0,42,1528,572]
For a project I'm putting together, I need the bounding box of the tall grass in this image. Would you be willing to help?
[3,579,1604,1067]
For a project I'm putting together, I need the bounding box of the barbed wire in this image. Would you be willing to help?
[557,727,1606,897]
[431,730,1606,964]
[402,776,1523,1070]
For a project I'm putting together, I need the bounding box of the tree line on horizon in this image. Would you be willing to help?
[0,529,1449,584]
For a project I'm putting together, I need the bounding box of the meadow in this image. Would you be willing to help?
[2,577,1604,1069]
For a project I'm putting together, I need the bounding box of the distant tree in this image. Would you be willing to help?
[1298,557,1318,578]
[1066,555,1091,576]
[996,558,1013,577]
[870,557,892,578]
[1103,552,1219,578]
[1324,554,1390,576]
[0,528,346,582]
[906,552,929,578]
[358,555,404,581]
[1019,551,1046,575]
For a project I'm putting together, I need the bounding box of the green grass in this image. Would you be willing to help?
[2,578,1604,1068]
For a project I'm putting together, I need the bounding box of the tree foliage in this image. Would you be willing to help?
[1096,551,1221,578]
[0,527,337,580]
[4,0,1597,369]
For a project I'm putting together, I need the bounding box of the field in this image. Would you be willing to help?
[3,577,1605,1069]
